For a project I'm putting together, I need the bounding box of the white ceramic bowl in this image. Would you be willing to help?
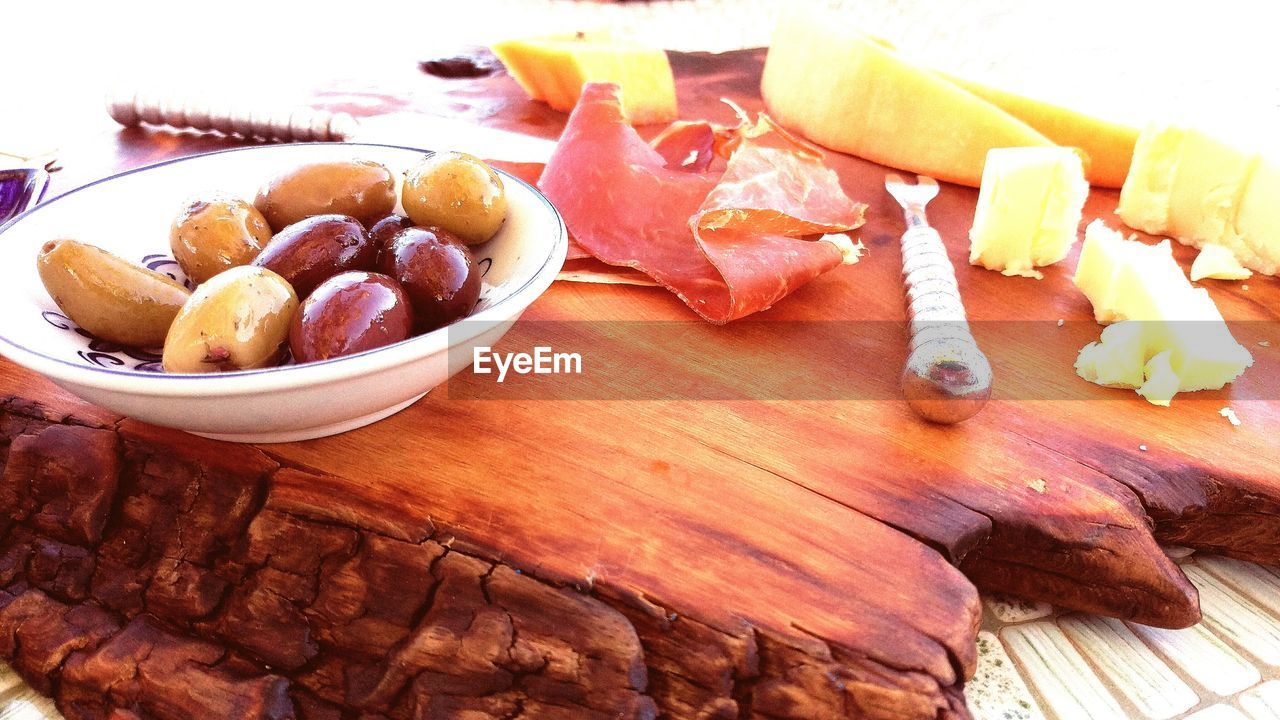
[0,143,566,443]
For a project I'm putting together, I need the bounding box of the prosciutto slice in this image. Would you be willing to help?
[650,121,720,172]
[538,83,866,323]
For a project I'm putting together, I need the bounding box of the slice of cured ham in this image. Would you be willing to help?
[650,121,720,172]
[538,83,866,323]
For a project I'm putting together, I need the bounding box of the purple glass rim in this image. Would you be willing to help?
[0,167,50,227]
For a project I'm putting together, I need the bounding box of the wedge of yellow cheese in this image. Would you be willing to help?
[492,33,677,125]
[969,147,1088,278]
[761,10,1055,187]
[1118,124,1280,275]
[1073,222,1253,404]
[946,75,1138,189]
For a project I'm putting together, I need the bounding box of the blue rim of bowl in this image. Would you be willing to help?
[0,142,567,383]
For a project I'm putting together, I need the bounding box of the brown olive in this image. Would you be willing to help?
[368,214,415,264]
[377,226,480,332]
[402,152,507,245]
[289,271,413,363]
[254,159,396,230]
[170,194,272,284]
[162,266,298,373]
[36,239,191,348]
[251,214,375,298]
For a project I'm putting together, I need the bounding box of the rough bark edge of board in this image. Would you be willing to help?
[0,398,971,720]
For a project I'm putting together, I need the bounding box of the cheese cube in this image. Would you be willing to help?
[1118,123,1279,275]
[1073,222,1253,404]
[1191,244,1253,281]
[969,147,1089,279]
[1073,221,1184,322]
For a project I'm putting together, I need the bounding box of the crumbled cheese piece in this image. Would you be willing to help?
[1190,243,1253,281]
[1075,322,1147,388]
[821,234,865,265]
[1057,319,1065,327]
[1219,407,1242,426]
[1137,350,1179,407]
[1139,444,1149,451]
[1073,221,1253,405]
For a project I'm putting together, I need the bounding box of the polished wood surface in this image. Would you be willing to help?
[2,49,1278,720]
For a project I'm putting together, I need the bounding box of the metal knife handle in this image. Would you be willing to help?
[105,92,358,143]
[899,225,992,424]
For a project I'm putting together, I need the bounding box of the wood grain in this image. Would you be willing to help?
[0,397,976,719]
[1,48,1279,720]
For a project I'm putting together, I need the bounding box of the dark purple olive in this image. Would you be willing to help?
[369,214,415,247]
[289,271,413,363]
[368,214,415,266]
[377,226,480,332]
[251,214,375,298]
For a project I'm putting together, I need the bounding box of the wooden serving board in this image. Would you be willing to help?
[2,49,1279,720]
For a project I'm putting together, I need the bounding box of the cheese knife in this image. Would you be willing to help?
[884,173,992,424]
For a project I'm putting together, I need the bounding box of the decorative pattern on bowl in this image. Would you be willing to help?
[37,252,495,375]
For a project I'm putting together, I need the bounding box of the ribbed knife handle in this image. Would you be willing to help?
[106,92,357,142]
[899,225,993,424]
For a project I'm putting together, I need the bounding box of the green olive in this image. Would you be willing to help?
[402,152,507,245]
[37,239,191,348]
[170,194,272,284]
[162,265,298,373]
[255,160,396,231]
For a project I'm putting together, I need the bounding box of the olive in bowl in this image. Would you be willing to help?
[255,159,396,230]
[37,238,191,348]
[378,226,481,332]
[402,152,507,245]
[368,214,415,260]
[290,271,414,363]
[170,194,272,284]
[163,265,299,373]
[252,214,377,298]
